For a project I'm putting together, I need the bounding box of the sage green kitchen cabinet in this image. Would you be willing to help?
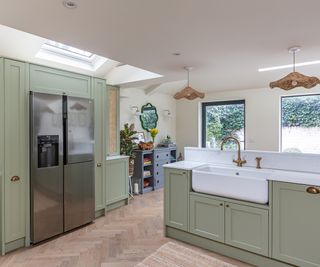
[106,158,129,205]
[225,202,269,256]
[164,168,190,231]
[0,58,3,253]
[3,59,28,248]
[189,195,224,242]
[30,64,92,97]
[273,182,320,267]
[92,78,107,214]
[189,193,269,256]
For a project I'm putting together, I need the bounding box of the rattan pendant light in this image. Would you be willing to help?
[174,67,205,100]
[270,47,320,90]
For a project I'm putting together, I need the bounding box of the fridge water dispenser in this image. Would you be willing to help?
[38,135,59,168]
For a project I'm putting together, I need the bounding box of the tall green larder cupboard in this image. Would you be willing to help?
[0,59,29,254]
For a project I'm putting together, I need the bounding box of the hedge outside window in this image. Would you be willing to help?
[281,94,320,154]
[202,100,245,150]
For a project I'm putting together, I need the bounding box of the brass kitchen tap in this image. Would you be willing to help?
[220,136,247,167]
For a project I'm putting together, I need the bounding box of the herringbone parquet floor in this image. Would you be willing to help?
[0,189,251,267]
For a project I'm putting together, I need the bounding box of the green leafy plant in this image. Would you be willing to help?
[206,103,245,149]
[282,95,320,127]
[120,123,138,158]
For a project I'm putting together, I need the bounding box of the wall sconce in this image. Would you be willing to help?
[163,109,172,118]
[130,106,142,117]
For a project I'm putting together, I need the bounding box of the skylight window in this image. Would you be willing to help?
[36,40,107,71]
[45,40,93,58]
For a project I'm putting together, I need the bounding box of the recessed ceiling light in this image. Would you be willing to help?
[172,52,181,56]
[258,60,320,72]
[63,0,77,9]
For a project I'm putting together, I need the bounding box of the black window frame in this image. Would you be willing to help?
[280,93,320,153]
[201,100,246,148]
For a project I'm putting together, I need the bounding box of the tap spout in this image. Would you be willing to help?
[220,136,246,167]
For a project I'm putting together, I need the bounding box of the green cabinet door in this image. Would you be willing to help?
[190,195,224,242]
[4,59,28,243]
[106,158,128,204]
[225,202,269,256]
[30,64,92,97]
[92,78,106,212]
[273,182,320,267]
[164,168,190,231]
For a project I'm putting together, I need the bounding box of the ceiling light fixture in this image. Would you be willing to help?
[174,67,205,100]
[63,0,77,9]
[269,46,320,90]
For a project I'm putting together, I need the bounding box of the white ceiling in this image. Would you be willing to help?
[1,0,320,94]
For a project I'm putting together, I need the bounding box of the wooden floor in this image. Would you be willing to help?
[0,189,251,267]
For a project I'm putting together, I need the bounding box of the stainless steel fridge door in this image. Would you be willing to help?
[66,96,94,164]
[30,92,64,243]
[64,161,95,231]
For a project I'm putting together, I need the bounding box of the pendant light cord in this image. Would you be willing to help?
[293,51,296,72]
[187,68,190,87]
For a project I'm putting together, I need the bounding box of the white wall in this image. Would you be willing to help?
[119,87,176,145]
[176,86,320,153]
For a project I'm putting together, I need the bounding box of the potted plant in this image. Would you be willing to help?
[120,123,138,176]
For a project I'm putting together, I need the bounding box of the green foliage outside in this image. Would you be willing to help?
[206,103,244,148]
[282,95,320,127]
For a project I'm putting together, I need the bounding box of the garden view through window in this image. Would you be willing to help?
[202,100,245,150]
[281,94,320,154]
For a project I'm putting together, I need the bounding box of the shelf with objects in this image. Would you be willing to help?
[132,150,155,194]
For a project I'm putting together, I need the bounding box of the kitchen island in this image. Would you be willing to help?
[164,148,320,267]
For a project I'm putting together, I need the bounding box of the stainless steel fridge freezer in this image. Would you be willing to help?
[64,96,95,232]
[30,92,94,244]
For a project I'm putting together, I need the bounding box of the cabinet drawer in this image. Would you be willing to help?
[225,203,269,256]
[154,150,170,160]
[154,167,163,178]
[154,159,170,169]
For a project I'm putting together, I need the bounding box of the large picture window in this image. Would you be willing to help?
[281,94,320,154]
[202,100,245,149]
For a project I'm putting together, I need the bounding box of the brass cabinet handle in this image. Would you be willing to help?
[219,203,223,206]
[11,176,20,182]
[306,187,320,194]
[226,204,230,208]
[97,163,102,167]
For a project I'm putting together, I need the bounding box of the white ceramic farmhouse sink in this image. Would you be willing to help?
[192,165,272,204]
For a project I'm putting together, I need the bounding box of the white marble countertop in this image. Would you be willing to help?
[106,155,129,161]
[163,161,206,170]
[164,161,320,186]
[270,169,320,186]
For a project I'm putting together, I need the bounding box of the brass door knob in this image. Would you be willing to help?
[96,163,102,167]
[11,176,20,182]
[306,187,320,194]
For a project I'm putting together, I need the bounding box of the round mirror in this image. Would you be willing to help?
[140,103,158,132]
